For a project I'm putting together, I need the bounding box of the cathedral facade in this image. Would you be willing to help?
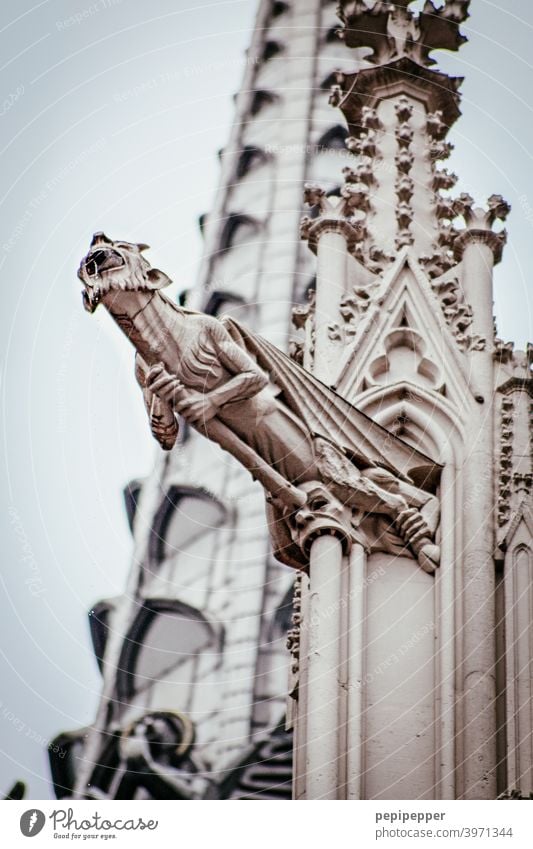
[51,0,533,801]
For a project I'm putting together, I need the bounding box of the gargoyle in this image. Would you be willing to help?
[78,233,441,572]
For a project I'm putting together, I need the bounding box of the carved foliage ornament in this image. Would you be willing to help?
[336,0,470,68]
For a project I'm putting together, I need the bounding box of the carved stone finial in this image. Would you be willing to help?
[426,110,447,138]
[396,123,414,148]
[433,169,458,192]
[428,139,454,162]
[396,174,414,203]
[396,201,413,230]
[343,161,376,187]
[346,130,377,158]
[301,182,367,253]
[328,84,344,108]
[395,96,413,123]
[452,193,511,263]
[361,105,383,130]
[396,148,414,174]
[337,0,470,68]
[420,247,455,278]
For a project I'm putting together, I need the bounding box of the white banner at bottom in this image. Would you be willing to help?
[2,800,532,848]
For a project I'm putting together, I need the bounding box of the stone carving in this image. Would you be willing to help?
[427,139,454,162]
[365,326,443,392]
[358,470,440,566]
[346,130,377,158]
[396,201,413,230]
[325,281,381,345]
[494,335,514,364]
[360,106,383,131]
[367,245,396,274]
[433,168,458,192]
[396,174,414,203]
[395,123,414,148]
[452,193,511,263]
[430,276,487,352]
[300,183,367,254]
[286,573,302,702]
[498,396,514,527]
[336,1,470,68]
[78,233,441,573]
[86,711,211,800]
[395,96,413,123]
[426,110,447,139]
[436,222,459,249]
[394,100,415,247]
[395,148,414,174]
[420,247,455,279]
[343,159,376,187]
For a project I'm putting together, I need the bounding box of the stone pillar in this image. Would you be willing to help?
[293,192,360,799]
[301,185,363,385]
[305,534,344,798]
[453,197,509,799]
[346,541,366,799]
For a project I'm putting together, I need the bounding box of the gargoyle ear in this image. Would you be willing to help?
[146,267,172,289]
[137,243,150,252]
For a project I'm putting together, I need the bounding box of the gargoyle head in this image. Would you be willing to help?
[78,231,172,313]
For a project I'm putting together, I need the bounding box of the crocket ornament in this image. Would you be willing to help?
[78,233,441,572]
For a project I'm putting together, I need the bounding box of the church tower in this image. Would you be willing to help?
[51,0,532,801]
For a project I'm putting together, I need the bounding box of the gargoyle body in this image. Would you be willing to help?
[78,233,441,572]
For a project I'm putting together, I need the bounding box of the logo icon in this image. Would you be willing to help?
[20,809,46,837]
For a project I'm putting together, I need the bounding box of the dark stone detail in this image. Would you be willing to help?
[123,478,143,532]
[49,729,95,799]
[320,70,342,90]
[325,25,341,43]
[262,40,284,62]
[236,145,271,179]
[204,290,246,317]
[272,0,289,16]
[220,723,293,799]
[316,124,348,151]
[219,212,261,253]
[88,601,112,672]
[198,212,207,234]
[2,781,25,800]
[250,89,279,116]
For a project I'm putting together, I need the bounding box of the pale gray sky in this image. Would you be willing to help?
[0,0,532,799]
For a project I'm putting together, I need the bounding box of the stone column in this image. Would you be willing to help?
[346,541,366,799]
[453,195,510,799]
[293,191,360,799]
[305,534,345,798]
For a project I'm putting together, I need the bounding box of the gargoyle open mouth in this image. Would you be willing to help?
[78,232,172,313]
[83,248,125,278]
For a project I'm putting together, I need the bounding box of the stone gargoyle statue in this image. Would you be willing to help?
[78,233,441,572]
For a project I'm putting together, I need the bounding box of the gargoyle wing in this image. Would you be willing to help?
[221,316,440,487]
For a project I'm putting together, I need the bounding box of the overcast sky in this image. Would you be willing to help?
[1,0,532,799]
